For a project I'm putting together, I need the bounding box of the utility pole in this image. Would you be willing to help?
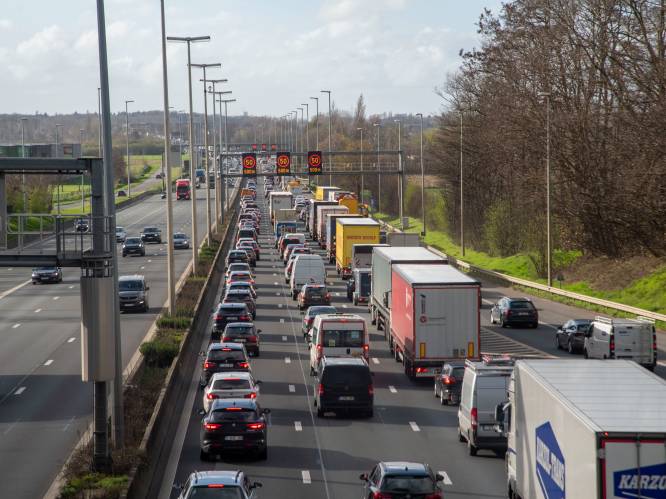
[460,112,465,257]
[310,97,319,151]
[97,87,102,156]
[416,113,425,236]
[167,35,211,275]
[373,122,381,212]
[207,82,230,225]
[80,128,86,212]
[55,123,63,215]
[357,127,364,204]
[124,99,134,197]
[321,90,332,184]
[539,92,552,287]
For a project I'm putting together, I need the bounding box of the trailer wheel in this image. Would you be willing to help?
[458,429,465,443]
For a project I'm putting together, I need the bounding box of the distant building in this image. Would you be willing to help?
[0,143,82,158]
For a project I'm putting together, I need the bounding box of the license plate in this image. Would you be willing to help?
[339,396,354,401]
[236,339,246,342]
[226,317,237,321]
[482,425,494,430]
[218,363,233,367]
[225,436,243,441]
[517,312,528,316]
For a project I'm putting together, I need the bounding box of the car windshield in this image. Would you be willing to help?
[212,378,252,390]
[308,307,337,317]
[35,267,57,271]
[509,301,534,310]
[225,325,254,335]
[306,287,326,297]
[382,476,435,493]
[322,329,364,348]
[210,408,257,422]
[450,367,465,378]
[174,233,186,239]
[144,228,158,233]
[188,486,244,498]
[218,306,246,315]
[119,280,143,291]
[125,238,141,244]
[116,227,124,233]
[208,349,245,361]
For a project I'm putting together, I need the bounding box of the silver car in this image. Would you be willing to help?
[115,226,127,242]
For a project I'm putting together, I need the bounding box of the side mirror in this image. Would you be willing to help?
[172,483,184,491]
[255,380,263,385]
[145,286,150,291]
[359,473,368,481]
[250,482,263,489]
[199,351,206,357]
[257,329,262,333]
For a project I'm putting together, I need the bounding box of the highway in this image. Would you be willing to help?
[0,186,233,499]
[154,179,666,498]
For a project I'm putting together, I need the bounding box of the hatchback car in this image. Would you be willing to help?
[489,297,539,328]
[202,371,261,412]
[555,319,592,353]
[115,226,126,243]
[212,303,252,340]
[225,271,255,288]
[31,266,63,284]
[74,218,89,232]
[313,357,373,418]
[173,232,190,249]
[360,462,444,499]
[221,322,261,356]
[176,470,262,499]
[282,243,304,264]
[225,263,252,278]
[237,239,260,260]
[222,289,257,319]
[434,361,466,405]
[298,284,331,310]
[140,226,162,244]
[199,399,269,461]
[238,247,257,267]
[121,237,145,257]
[200,342,251,387]
[302,305,337,339]
[226,281,257,300]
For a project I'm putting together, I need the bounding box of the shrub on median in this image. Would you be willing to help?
[139,339,179,368]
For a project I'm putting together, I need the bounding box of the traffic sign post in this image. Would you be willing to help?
[251,144,257,151]
[276,152,291,176]
[242,153,257,176]
[261,143,267,151]
[308,150,322,175]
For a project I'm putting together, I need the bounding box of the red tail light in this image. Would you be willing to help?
[222,336,231,342]
[372,492,393,499]
[246,422,265,430]
[247,335,258,343]
[368,384,374,396]
[318,383,324,395]
[424,494,442,499]
[214,314,223,321]
[443,375,455,385]
[363,344,369,359]
[206,393,219,400]
[609,336,615,359]
[506,309,512,317]
[238,361,249,368]
[316,344,323,360]
[471,407,478,432]
[203,361,214,370]
[239,315,250,321]
[203,422,221,431]
[244,392,257,399]
[416,367,428,374]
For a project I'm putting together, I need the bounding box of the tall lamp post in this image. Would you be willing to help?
[124,99,134,197]
[321,90,332,184]
[459,111,465,257]
[373,122,381,212]
[416,113,425,236]
[301,102,309,153]
[220,97,236,216]
[20,118,28,212]
[207,83,230,224]
[55,123,64,215]
[394,119,403,227]
[80,128,86,212]
[167,35,211,274]
[357,127,364,204]
[539,92,552,287]
[310,96,319,150]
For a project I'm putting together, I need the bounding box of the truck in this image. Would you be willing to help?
[496,359,666,499]
[307,200,337,236]
[274,208,297,224]
[315,185,340,201]
[325,214,361,263]
[390,263,481,378]
[335,218,380,279]
[316,206,348,246]
[337,193,359,214]
[351,244,389,270]
[370,246,446,333]
[386,232,420,247]
[175,179,191,200]
[268,192,293,222]
[274,221,298,239]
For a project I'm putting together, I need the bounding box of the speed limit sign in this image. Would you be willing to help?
[242,153,257,176]
[307,150,322,175]
[275,152,291,175]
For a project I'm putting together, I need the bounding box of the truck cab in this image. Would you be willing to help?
[584,316,656,370]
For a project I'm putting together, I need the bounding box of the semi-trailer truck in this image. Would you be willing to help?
[390,263,481,378]
[316,206,348,246]
[269,192,293,222]
[307,200,337,236]
[335,218,380,279]
[325,214,361,263]
[315,185,340,201]
[175,179,191,200]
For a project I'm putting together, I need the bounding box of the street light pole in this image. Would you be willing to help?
[539,92,552,287]
[97,87,102,156]
[373,122,381,212]
[310,97,319,150]
[167,35,211,275]
[55,123,63,215]
[221,98,236,216]
[357,127,364,204]
[416,113,425,236]
[207,84,230,225]
[394,119,403,226]
[460,112,465,257]
[20,118,28,213]
[80,128,86,212]
[301,103,309,153]
[124,99,134,197]
[321,90,332,184]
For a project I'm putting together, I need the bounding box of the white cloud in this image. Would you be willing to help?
[16,25,66,58]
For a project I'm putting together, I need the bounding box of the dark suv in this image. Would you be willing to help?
[118,275,149,312]
[433,361,465,405]
[222,289,257,319]
[222,322,261,357]
[490,297,539,328]
[140,226,162,243]
[200,342,250,387]
[360,462,444,499]
[121,237,145,257]
[298,284,331,310]
[314,357,373,418]
[212,303,252,340]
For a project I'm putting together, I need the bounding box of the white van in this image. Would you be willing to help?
[584,316,656,370]
[458,356,513,456]
[289,254,326,299]
[309,313,369,374]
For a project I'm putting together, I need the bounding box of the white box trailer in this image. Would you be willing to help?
[370,246,446,333]
[386,232,421,247]
[316,206,348,246]
[501,359,666,499]
[269,192,293,222]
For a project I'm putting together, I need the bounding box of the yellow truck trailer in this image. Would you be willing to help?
[335,218,380,278]
[338,194,359,214]
[315,186,340,201]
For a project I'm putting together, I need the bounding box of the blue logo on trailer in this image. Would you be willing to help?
[535,422,565,499]
[614,462,666,499]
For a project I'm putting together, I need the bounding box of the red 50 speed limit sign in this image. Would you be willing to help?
[242,153,257,176]
[276,152,291,175]
[308,150,322,175]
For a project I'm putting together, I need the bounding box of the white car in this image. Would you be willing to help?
[203,371,260,412]
[115,226,127,243]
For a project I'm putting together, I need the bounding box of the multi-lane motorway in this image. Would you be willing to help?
[0,187,236,499]
[155,179,666,499]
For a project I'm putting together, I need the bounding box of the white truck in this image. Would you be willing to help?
[370,246,446,333]
[496,359,666,499]
[584,316,656,370]
[351,243,388,270]
[268,192,293,223]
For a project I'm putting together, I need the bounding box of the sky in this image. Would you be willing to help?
[0,0,504,117]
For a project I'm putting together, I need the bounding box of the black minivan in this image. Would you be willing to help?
[314,357,373,418]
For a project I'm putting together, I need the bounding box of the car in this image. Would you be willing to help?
[555,319,592,353]
[175,470,262,499]
[200,342,251,387]
[222,289,257,319]
[301,305,337,339]
[160,191,167,199]
[433,361,466,405]
[236,228,257,243]
[313,357,373,418]
[118,274,149,312]
[74,218,89,232]
[298,283,331,310]
[115,226,126,243]
[199,399,269,461]
[489,296,539,328]
[225,271,255,288]
[31,266,63,284]
[202,371,261,412]
[283,243,305,264]
[121,237,145,257]
[140,226,162,244]
[212,303,252,340]
[238,248,257,267]
[237,238,260,259]
[117,190,127,197]
[226,281,257,299]
[221,322,261,356]
[226,250,250,267]
[237,240,259,259]
[155,172,163,179]
[360,462,444,499]
[173,232,190,249]
[225,263,253,278]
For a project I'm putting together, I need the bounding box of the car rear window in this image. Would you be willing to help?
[509,301,535,310]
[322,366,371,385]
[382,476,435,493]
[306,287,326,297]
[189,486,244,498]
[212,378,252,390]
[322,329,364,348]
[225,325,253,335]
[218,306,246,315]
[119,280,143,291]
[208,349,245,361]
[210,408,257,422]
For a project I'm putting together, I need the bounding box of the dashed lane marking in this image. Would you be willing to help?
[44,359,54,366]
[140,266,145,270]
[12,323,21,329]
[274,282,278,286]
[301,470,311,484]
[282,335,287,342]
[285,357,291,364]
[409,421,420,432]
[280,318,285,323]
[294,421,303,431]
[372,357,380,365]
[438,471,453,485]
[289,384,296,393]
[53,296,60,301]
[342,304,348,309]
[335,292,340,297]
[275,292,280,296]
[14,387,26,395]
[388,385,397,393]
[69,285,74,289]
[67,337,76,343]
[278,304,283,308]
[34,308,42,313]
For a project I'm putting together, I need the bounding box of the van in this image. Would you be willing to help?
[289,254,326,299]
[458,356,513,456]
[309,313,369,374]
[313,357,373,418]
[118,274,150,313]
[584,316,656,370]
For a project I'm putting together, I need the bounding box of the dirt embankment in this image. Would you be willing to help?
[561,255,665,291]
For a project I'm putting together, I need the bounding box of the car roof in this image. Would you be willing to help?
[208,342,244,351]
[505,296,533,302]
[210,371,252,381]
[187,470,244,487]
[225,322,254,327]
[217,303,247,309]
[380,462,431,475]
[322,357,368,367]
[307,306,337,314]
[119,274,144,282]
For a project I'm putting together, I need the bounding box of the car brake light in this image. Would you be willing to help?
[208,484,225,488]
[244,392,257,399]
[222,336,231,342]
[506,309,512,317]
[225,407,242,411]
[214,314,223,321]
[203,361,214,369]
[609,336,615,359]
[247,422,265,430]
[443,375,455,385]
[203,422,221,431]
[363,344,369,359]
[222,348,232,351]
[238,362,249,368]
[239,315,250,321]
[372,492,393,499]
[247,335,257,343]
[471,407,478,432]
[416,367,428,374]
[368,384,374,396]
[318,383,324,395]
[424,494,442,499]
[206,393,219,400]
[316,344,323,360]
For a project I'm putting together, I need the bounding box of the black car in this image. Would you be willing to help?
[302,305,337,338]
[121,237,145,257]
[556,319,592,353]
[221,322,261,357]
[74,218,89,232]
[222,289,257,319]
[298,284,331,310]
[489,297,539,328]
[360,462,444,499]
[199,398,269,461]
[212,303,252,340]
[433,361,465,405]
[314,357,373,418]
[226,250,250,267]
[140,226,162,243]
[199,342,250,387]
[31,266,63,284]
[238,247,257,267]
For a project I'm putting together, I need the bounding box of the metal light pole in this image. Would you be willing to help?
[373,122,381,212]
[297,108,304,167]
[394,119,404,227]
[310,97,319,151]
[539,92,552,287]
[97,87,102,156]
[459,112,465,256]
[301,103,309,154]
[167,35,211,274]
[321,90,332,183]
[357,127,364,204]
[20,118,28,212]
[55,123,63,215]
[221,98,236,216]
[124,99,134,197]
[207,83,230,225]
[416,113,425,236]
[80,128,86,212]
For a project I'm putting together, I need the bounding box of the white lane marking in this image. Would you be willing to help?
[389,385,397,393]
[273,273,277,276]
[539,321,558,331]
[275,292,280,296]
[14,387,26,395]
[280,318,285,323]
[438,471,453,485]
[278,303,283,308]
[34,308,42,313]
[335,292,340,297]
[342,304,348,309]
[12,323,21,329]
[409,421,420,432]
[3,418,20,434]
[140,266,145,270]
[481,298,493,305]
[7,268,12,271]
[301,470,311,484]
[44,359,54,366]
[274,282,278,286]
[372,357,380,365]
[289,384,296,393]
[0,279,31,300]
[282,335,287,341]
[148,259,152,263]
[294,421,303,431]
[67,337,76,343]
[53,296,60,301]
[285,357,291,364]
[69,285,74,289]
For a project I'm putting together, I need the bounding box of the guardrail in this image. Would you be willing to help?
[376,220,666,323]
